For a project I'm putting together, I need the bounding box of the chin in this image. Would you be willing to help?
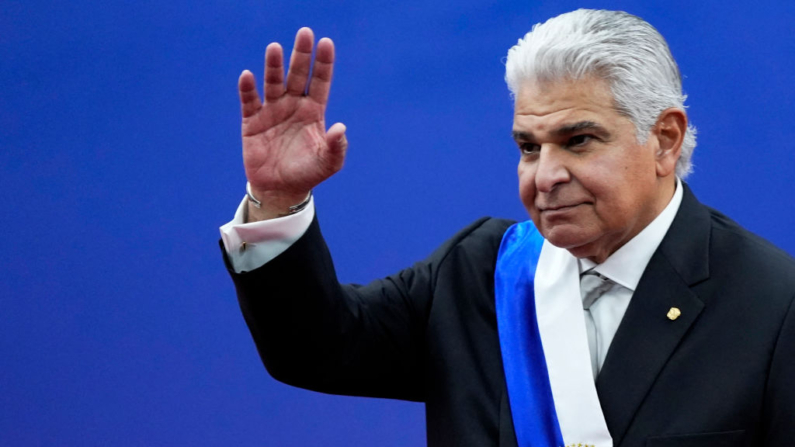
[540,225,597,255]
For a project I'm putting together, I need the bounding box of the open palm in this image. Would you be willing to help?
[238,28,347,204]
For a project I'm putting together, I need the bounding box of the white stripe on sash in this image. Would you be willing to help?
[535,241,613,447]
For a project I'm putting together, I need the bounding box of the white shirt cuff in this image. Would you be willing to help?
[219,196,315,273]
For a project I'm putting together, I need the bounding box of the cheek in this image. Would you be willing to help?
[517,164,534,202]
[588,180,639,230]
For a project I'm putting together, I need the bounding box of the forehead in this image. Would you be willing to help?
[513,77,625,134]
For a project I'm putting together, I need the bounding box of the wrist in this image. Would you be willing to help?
[245,184,312,222]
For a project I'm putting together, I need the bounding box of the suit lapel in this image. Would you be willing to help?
[595,184,711,446]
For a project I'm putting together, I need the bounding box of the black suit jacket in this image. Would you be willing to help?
[224,184,795,447]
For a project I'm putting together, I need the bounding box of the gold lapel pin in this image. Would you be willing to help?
[667,307,682,321]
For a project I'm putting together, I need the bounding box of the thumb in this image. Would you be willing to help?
[325,122,348,168]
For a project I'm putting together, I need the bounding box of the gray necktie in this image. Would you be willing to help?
[580,271,615,379]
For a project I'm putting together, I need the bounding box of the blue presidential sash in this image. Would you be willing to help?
[495,221,612,447]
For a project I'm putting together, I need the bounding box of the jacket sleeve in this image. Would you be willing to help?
[222,215,494,402]
[763,292,795,445]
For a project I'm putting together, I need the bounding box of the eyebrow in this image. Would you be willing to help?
[512,120,609,142]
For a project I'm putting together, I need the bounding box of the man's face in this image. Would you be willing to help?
[514,77,670,263]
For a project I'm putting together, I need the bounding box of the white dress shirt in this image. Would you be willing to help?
[219,179,683,375]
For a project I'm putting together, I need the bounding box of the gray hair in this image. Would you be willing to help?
[505,9,696,178]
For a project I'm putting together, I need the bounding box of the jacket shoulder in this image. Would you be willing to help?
[430,217,516,260]
[707,206,795,276]
[703,206,795,308]
[420,217,516,285]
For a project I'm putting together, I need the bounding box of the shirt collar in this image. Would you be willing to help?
[578,177,683,291]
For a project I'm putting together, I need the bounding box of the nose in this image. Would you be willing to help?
[534,145,571,193]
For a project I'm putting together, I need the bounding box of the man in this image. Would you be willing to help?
[220,9,795,447]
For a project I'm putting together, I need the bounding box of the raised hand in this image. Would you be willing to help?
[238,28,347,220]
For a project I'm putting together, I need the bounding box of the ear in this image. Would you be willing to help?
[652,108,687,178]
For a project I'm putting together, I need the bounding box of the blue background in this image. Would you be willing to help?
[2,1,793,445]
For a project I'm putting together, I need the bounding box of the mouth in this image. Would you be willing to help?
[539,203,585,212]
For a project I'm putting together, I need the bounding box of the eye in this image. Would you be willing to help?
[519,143,540,155]
[567,134,593,147]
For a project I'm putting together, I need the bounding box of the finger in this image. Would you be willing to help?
[285,27,315,96]
[264,42,285,101]
[307,37,335,105]
[238,70,262,118]
[325,122,348,170]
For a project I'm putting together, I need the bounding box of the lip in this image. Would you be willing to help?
[538,203,589,218]
[539,203,585,212]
